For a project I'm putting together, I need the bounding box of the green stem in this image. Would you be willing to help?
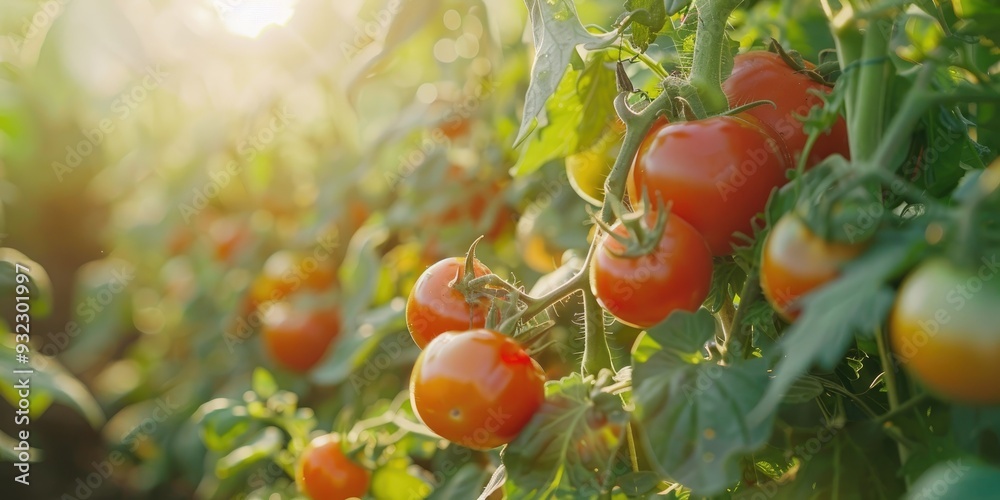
[610,44,670,80]
[688,0,742,115]
[582,288,615,375]
[874,393,929,424]
[729,270,762,359]
[875,324,911,466]
[870,61,936,170]
[849,21,891,163]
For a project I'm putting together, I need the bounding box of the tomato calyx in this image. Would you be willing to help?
[592,191,670,259]
[767,38,831,87]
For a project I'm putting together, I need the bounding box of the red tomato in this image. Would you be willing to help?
[760,214,865,320]
[249,250,338,309]
[628,115,791,255]
[889,258,1000,405]
[409,329,545,450]
[261,304,340,373]
[723,51,850,168]
[296,434,370,500]
[406,257,492,349]
[589,212,713,328]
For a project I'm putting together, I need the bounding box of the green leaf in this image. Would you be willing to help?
[0,248,53,318]
[664,0,692,16]
[502,373,630,499]
[195,399,252,452]
[427,463,490,500]
[311,302,410,385]
[749,226,926,424]
[0,339,105,428]
[950,405,1000,456]
[372,459,433,499]
[704,259,745,313]
[60,258,135,372]
[252,368,278,400]
[516,0,618,145]
[625,0,667,52]
[631,309,774,495]
[763,423,906,499]
[338,227,388,320]
[782,376,825,405]
[514,53,619,176]
[215,427,284,479]
[906,461,1000,499]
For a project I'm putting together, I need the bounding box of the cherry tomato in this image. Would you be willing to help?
[406,257,492,349]
[889,258,1000,405]
[723,51,850,168]
[249,250,337,308]
[589,212,713,328]
[760,214,865,321]
[628,114,791,255]
[409,329,545,450]
[296,433,370,500]
[262,304,340,373]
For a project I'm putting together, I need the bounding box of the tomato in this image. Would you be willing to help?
[409,329,545,450]
[262,304,340,373]
[406,257,493,349]
[723,51,850,168]
[889,258,1000,405]
[296,433,370,500]
[589,212,713,328]
[759,214,865,321]
[628,114,791,255]
[249,250,337,308]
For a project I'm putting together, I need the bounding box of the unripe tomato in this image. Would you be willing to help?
[261,304,340,373]
[889,258,1000,405]
[760,214,865,321]
[590,213,713,328]
[409,329,545,450]
[723,51,850,168]
[628,114,791,255]
[296,433,370,500]
[406,257,492,349]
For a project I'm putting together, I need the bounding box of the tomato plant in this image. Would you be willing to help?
[8,0,1000,498]
[409,329,545,450]
[627,114,791,255]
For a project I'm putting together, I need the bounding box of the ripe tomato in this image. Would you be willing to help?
[759,214,865,321]
[406,257,492,349]
[262,304,340,373]
[409,329,545,450]
[628,114,791,255]
[249,250,337,308]
[889,258,1000,405]
[296,433,370,500]
[589,212,713,328]
[723,51,850,168]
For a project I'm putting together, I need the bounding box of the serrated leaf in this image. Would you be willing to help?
[749,226,926,424]
[516,0,618,145]
[515,53,618,176]
[625,0,667,51]
[761,423,905,500]
[704,259,745,313]
[632,310,774,495]
[502,373,630,499]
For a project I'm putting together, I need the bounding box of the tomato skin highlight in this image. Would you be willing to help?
[723,51,850,167]
[760,214,865,320]
[589,213,713,328]
[296,434,370,500]
[889,258,1000,405]
[406,257,492,349]
[409,329,545,450]
[628,114,791,255]
[262,306,340,373]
